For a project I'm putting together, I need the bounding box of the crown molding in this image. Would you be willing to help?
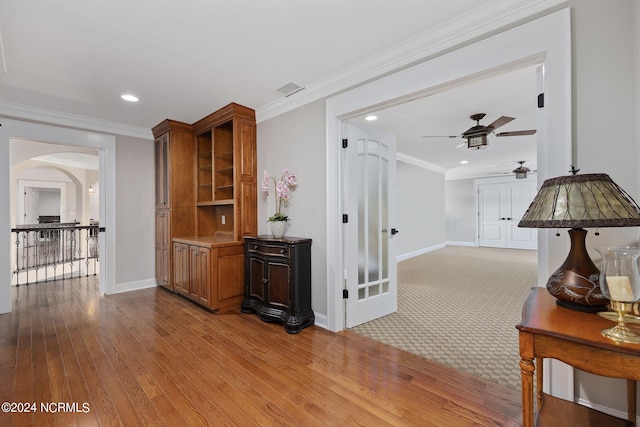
[397,153,447,174]
[0,100,153,140]
[256,0,566,123]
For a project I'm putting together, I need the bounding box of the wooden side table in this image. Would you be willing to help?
[517,288,639,427]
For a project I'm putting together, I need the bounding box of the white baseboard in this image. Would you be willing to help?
[576,398,636,424]
[445,241,477,247]
[397,243,446,262]
[111,278,157,294]
[313,312,328,330]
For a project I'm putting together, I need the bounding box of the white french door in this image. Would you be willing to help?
[343,123,397,328]
[478,179,537,250]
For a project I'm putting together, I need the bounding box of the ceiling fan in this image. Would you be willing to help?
[489,161,536,179]
[422,113,536,149]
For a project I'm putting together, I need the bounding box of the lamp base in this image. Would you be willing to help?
[556,299,607,313]
[546,228,610,312]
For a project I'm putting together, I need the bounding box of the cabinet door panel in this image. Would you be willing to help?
[195,247,211,306]
[173,243,190,296]
[249,258,265,301]
[267,262,290,309]
[154,134,169,207]
[155,210,170,287]
[218,253,244,301]
[189,247,201,300]
[239,181,257,237]
[238,119,255,178]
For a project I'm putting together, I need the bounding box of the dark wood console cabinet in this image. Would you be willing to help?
[241,236,314,333]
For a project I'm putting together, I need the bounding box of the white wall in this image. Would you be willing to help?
[396,161,445,257]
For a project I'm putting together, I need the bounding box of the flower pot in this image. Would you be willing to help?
[270,221,287,239]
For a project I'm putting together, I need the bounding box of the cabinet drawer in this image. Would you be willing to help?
[247,242,289,258]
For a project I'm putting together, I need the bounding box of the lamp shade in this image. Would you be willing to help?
[518,173,640,312]
[519,173,640,229]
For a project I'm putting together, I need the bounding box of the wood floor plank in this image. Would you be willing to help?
[154,308,332,426]
[169,300,394,424]
[62,283,126,426]
[212,315,412,423]
[105,298,234,426]
[0,278,523,426]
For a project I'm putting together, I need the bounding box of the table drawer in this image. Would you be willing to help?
[247,242,290,258]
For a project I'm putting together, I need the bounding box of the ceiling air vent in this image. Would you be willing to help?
[276,82,304,97]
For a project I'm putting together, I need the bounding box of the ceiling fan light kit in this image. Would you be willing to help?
[462,113,517,150]
[513,161,530,179]
[422,113,536,150]
[466,133,488,150]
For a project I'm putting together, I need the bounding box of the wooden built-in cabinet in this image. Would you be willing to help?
[152,120,195,290]
[192,103,257,240]
[153,103,257,311]
[241,236,314,333]
[173,237,244,311]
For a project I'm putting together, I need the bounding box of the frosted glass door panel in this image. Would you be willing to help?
[345,123,397,328]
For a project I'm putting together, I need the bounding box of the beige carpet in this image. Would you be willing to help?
[350,245,537,390]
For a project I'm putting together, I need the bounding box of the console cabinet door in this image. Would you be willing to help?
[248,257,265,302]
[266,261,290,310]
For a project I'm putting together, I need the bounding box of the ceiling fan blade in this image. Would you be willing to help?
[486,116,515,131]
[421,135,459,138]
[495,130,537,137]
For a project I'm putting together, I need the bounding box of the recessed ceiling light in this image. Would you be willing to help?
[365,115,378,121]
[121,94,139,102]
[460,160,469,164]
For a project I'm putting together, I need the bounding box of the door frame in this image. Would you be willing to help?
[325,7,571,400]
[0,119,116,313]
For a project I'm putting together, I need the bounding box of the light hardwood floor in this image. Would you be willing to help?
[0,277,522,426]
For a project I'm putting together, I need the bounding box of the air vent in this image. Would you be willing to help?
[276,82,304,97]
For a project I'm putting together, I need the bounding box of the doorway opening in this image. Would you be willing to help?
[339,66,540,390]
[326,10,571,335]
[10,140,101,286]
[1,118,116,314]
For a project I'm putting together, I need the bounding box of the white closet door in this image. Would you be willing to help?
[506,182,537,250]
[478,180,537,250]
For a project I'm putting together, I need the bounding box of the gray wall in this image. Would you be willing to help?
[115,134,155,288]
[396,161,445,256]
[445,178,476,245]
[569,0,639,412]
[256,100,328,315]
